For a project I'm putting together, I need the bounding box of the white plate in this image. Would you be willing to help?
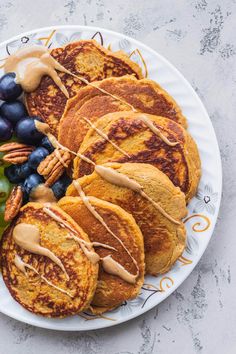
[0,25,222,331]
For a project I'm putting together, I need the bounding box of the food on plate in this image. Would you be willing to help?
[0,31,202,319]
[0,202,99,317]
[59,196,145,314]
[59,75,187,152]
[0,116,13,141]
[28,147,49,169]
[15,117,44,145]
[0,101,27,126]
[67,162,187,275]
[0,73,22,101]
[51,173,72,200]
[23,173,44,200]
[73,111,201,201]
[41,136,54,153]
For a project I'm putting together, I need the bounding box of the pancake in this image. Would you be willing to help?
[0,202,98,317]
[67,162,187,275]
[58,196,145,314]
[58,75,187,153]
[25,40,143,135]
[73,112,201,201]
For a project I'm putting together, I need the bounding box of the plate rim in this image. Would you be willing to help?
[0,25,222,331]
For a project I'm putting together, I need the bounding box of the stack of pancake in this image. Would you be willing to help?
[1,40,201,318]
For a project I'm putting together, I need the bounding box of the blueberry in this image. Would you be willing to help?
[28,147,49,169]
[17,162,33,179]
[0,73,22,101]
[51,173,72,199]
[23,173,44,198]
[0,100,27,125]
[15,116,43,145]
[4,164,22,184]
[0,116,13,141]
[41,136,54,153]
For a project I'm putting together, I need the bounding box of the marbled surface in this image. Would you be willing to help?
[0,0,235,353]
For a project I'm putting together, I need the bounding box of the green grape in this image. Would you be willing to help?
[0,152,11,169]
[0,165,4,176]
[0,152,4,169]
[0,203,8,237]
[0,176,11,203]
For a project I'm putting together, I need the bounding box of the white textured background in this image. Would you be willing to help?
[0,1,235,353]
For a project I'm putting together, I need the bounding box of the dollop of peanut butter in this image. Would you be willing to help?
[13,223,68,279]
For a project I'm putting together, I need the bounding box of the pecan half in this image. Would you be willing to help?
[4,185,23,222]
[37,149,71,186]
[0,142,34,152]
[3,149,34,164]
[0,142,35,164]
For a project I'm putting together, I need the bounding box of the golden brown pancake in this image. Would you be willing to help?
[58,196,145,314]
[67,162,187,275]
[0,203,98,317]
[25,40,143,135]
[58,75,187,153]
[73,112,201,201]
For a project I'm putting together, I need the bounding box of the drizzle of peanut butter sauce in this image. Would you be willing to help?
[43,205,138,284]
[43,207,116,262]
[94,165,141,192]
[14,254,73,298]
[81,114,178,154]
[72,180,139,271]
[13,223,69,279]
[94,165,180,225]
[138,114,178,146]
[29,184,57,203]
[81,116,130,157]
[101,255,137,284]
[4,46,71,98]
[54,149,69,168]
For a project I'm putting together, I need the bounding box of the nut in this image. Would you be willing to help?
[44,164,65,187]
[37,149,71,186]
[0,142,35,164]
[3,149,34,164]
[4,185,23,222]
[0,142,34,152]
[37,151,59,176]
